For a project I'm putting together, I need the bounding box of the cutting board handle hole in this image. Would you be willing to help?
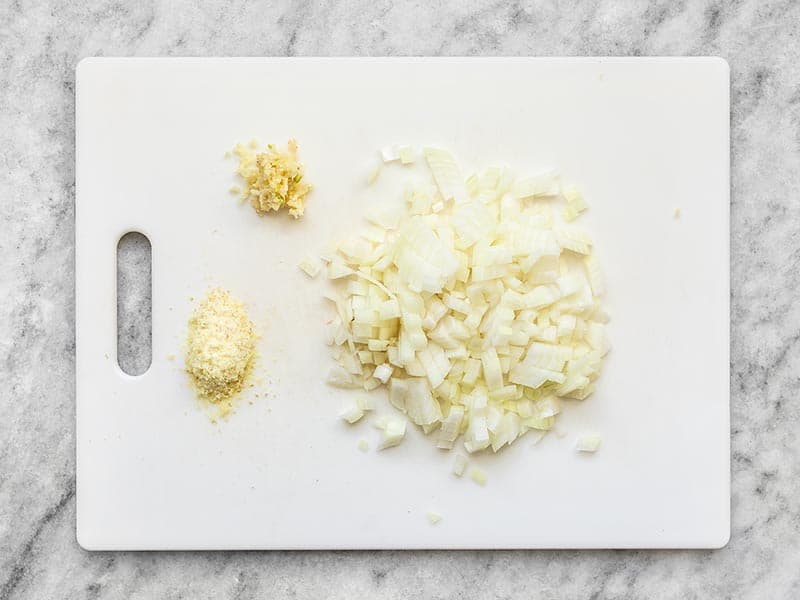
[117,231,152,376]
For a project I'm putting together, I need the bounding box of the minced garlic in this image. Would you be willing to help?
[185,288,256,412]
[232,139,312,219]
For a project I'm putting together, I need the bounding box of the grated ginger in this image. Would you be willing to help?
[185,288,256,415]
[232,139,312,219]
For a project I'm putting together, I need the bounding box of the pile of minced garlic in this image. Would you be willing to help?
[232,139,312,218]
[185,288,256,414]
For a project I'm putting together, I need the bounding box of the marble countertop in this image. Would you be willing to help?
[2,1,799,598]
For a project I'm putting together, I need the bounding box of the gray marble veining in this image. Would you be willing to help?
[1,0,799,598]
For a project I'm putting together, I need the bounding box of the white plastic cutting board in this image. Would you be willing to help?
[76,57,730,550]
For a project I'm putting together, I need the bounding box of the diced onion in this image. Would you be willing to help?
[452,453,468,477]
[427,511,442,524]
[324,148,608,455]
[562,184,587,221]
[367,164,381,185]
[469,466,488,486]
[298,255,321,278]
[398,145,415,165]
[357,395,375,411]
[512,170,560,199]
[375,415,406,449]
[373,363,393,383]
[338,399,364,424]
[381,145,400,162]
[576,434,602,452]
[437,406,465,449]
[327,366,361,389]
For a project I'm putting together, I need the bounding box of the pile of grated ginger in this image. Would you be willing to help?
[232,139,312,219]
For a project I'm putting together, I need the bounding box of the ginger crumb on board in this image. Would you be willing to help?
[185,288,256,417]
[232,139,312,219]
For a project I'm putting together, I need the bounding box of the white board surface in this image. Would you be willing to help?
[76,57,730,550]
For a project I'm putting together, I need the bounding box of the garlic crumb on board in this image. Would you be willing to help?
[232,139,312,219]
[674,207,682,219]
[184,288,256,418]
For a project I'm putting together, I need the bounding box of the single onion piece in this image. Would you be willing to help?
[576,434,602,453]
[376,415,407,449]
[339,399,364,424]
[469,466,488,486]
[427,511,442,524]
[381,145,400,162]
[437,406,465,449]
[298,255,321,278]
[452,453,468,477]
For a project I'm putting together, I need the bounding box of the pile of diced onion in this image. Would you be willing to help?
[323,147,609,454]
